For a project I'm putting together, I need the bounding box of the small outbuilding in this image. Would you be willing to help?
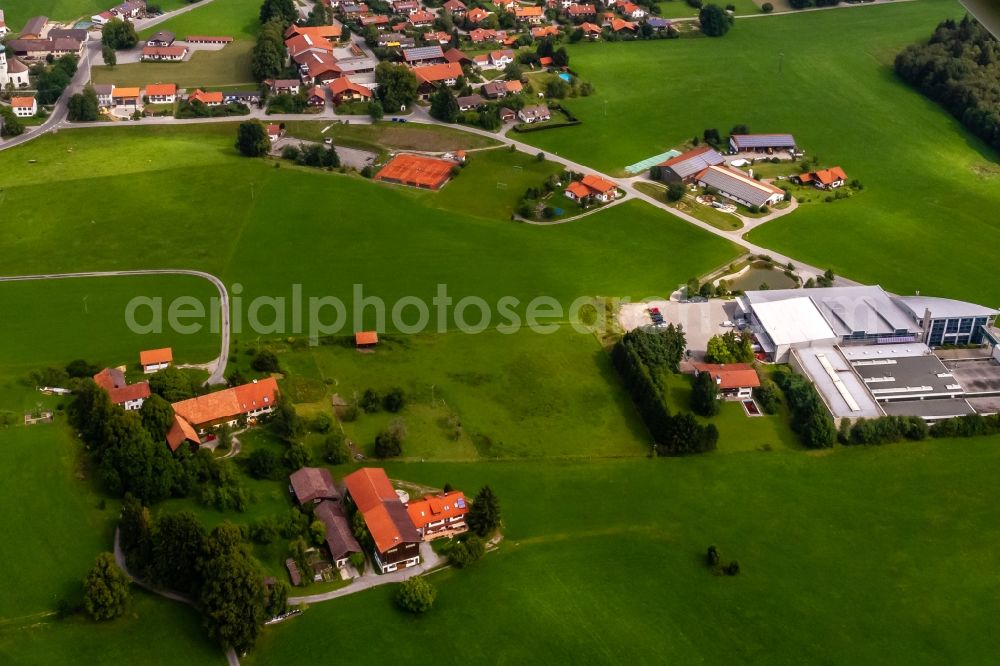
[140,347,173,373]
[289,467,339,505]
[355,331,379,348]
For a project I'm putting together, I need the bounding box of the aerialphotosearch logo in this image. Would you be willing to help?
[124,283,617,343]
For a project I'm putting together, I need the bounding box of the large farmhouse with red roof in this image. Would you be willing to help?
[343,468,422,573]
[171,377,279,435]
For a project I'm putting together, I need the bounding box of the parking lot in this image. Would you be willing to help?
[271,138,377,170]
[619,299,741,359]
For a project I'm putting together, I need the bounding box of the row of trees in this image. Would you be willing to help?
[252,17,289,82]
[772,369,836,449]
[838,415,928,446]
[612,327,720,455]
[119,498,288,652]
[895,16,1000,152]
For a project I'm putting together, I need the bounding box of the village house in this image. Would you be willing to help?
[481,80,509,99]
[579,21,602,38]
[443,0,467,15]
[171,377,280,434]
[91,11,115,26]
[267,124,282,142]
[93,368,150,411]
[361,14,391,30]
[412,62,463,97]
[139,347,173,373]
[443,47,472,66]
[141,45,187,61]
[10,95,35,117]
[619,1,646,19]
[289,467,340,505]
[568,3,597,19]
[610,17,637,33]
[144,83,177,104]
[656,146,725,183]
[187,89,223,106]
[690,363,761,400]
[146,30,175,47]
[500,106,516,123]
[408,10,436,27]
[798,166,848,190]
[111,0,146,19]
[518,104,551,124]
[423,31,452,45]
[696,165,785,208]
[20,16,47,39]
[343,468,422,574]
[466,7,492,24]
[646,17,671,31]
[298,51,342,85]
[403,45,445,65]
[314,501,362,569]
[505,79,523,94]
[0,10,8,36]
[329,77,372,104]
[564,173,618,203]
[392,0,421,13]
[6,37,83,61]
[49,28,89,43]
[93,84,114,108]
[407,491,469,539]
[355,330,379,347]
[307,85,327,106]
[285,24,342,43]
[514,6,545,24]
[112,86,141,110]
[268,79,301,95]
[457,94,485,111]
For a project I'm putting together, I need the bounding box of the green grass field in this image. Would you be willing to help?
[246,438,1000,664]
[0,424,115,621]
[138,0,262,40]
[0,275,221,378]
[2,0,103,26]
[0,591,222,666]
[522,0,1000,307]
[91,41,255,89]
[0,125,741,331]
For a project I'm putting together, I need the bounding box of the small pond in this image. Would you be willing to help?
[726,267,798,291]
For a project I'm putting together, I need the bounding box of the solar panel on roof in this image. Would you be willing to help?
[456,498,466,508]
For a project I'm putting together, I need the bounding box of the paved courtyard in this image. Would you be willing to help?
[619,299,740,359]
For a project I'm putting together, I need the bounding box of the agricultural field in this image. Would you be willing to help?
[91,41,255,89]
[138,0,263,40]
[0,125,741,329]
[0,275,220,379]
[524,0,1000,307]
[1,0,104,26]
[247,438,1000,664]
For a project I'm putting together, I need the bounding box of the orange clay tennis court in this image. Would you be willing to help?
[374,154,456,190]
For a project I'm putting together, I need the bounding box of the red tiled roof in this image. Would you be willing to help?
[611,17,637,31]
[329,78,372,97]
[581,173,617,194]
[188,89,223,104]
[142,45,186,57]
[166,414,200,452]
[140,347,173,365]
[407,491,468,529]
[11,96,35,108]
[515,6,543,17]
[411,62,463,84]
[811,166,848,185]
[344,468,421,553]
[580,21,602,33]
[538,56,553,66]
[93,368,151,405]
[355,330,379,345]
[172,378,279,428]
[691,363,761,390]
[566,181,590,198]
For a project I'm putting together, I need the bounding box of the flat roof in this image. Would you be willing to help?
[793,345,883,419]
[746,286,919,338]
[882,398,975,419]
[751,297,837,346]
[845,343,963,401]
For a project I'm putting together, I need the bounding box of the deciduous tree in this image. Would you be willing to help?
[83,553,131,621]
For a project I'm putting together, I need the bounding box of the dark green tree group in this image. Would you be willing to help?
[68,85,100,121]
[236,120,271,157]
[102,18,138,49]
[252,18,287,82]
[33,54,78,105]
[895,16,1000,152]
[699,4,732,38]
[773,369,836,449]
[375,62,418,112]
[467,485,501,537]
[259,0,297,25]
[691,371,720,417]
[704,330,754,364]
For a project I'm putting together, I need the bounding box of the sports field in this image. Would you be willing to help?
[91,41,255,89]
[247,438,1000,664]
[523,0,1000,307]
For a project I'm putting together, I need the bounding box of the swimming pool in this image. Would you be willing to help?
[73,20,93,29]
[558,73,572,82]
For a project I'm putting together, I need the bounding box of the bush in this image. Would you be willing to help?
[396,576,436,613]
[691,371,720,417]
[666,181,686,202]
[360,388,381,413]
[323,431,351,464]
[449,536,486,568]
[251,350,280,372]
[725,560,740,576]
[706,545,719,567]
[246,448,282,480]
[382,388,406,413]
[755,379,780,414]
